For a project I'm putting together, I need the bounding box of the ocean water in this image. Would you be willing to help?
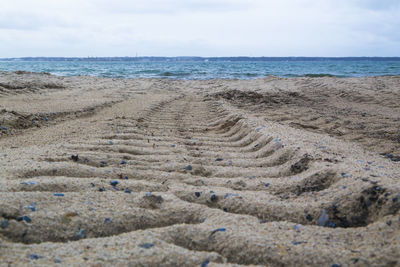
[0,59,400,79]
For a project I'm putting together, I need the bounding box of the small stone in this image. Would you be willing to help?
[138,243,154,249]
[228,161,233,166]
[71,154,79,162]
[195,192,201,197]
[294,225,301,231]
[1,126,8,131]
[224,193,238,199]
[124,189,131,194]
[341,172,351,178]
[54,259,62,263]
[200,218,206,223]
[120,160,127,165]
[110,180,119,187]
[146,192,151,196]
[53,193,64,197]
[392,196,398,203]
[215,158,223,161]
[249,176,255,179]
[210,194,218,201]
[171,144,176,147]
[331,264,341,267]
[21,216,32,223]
[361,112,367,117]
[100,161,107,167]
[28,254,42,260]
[184,165,193,171]
[342,186,347,189]
[306,214,313,221]
[328,221,336,228]
[201,260,210,267]
[104,218,111,223]
[318,209,329,226]
[28,205,36,211]
[109,141,114,145]
[1,219,9,229]
[265,183,270,187]
[98,187,106,192]
[74,229,86,240]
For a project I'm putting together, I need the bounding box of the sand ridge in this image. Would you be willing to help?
[0,72,399,266]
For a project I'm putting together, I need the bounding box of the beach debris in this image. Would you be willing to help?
[28,254,42,260]
[71,154,79,162]
[53,193,64,197]
[209,228,226,237]
[74,229,86,240]
[341,172,352,178]
[195,192,201,197]
[184,165,193,171]
[1,126,8,131]
[265,183,270,187]
[201,260,210,267]
[54,259,62,263]
[215,158,223,161]
[228,161,233,166]
[21,181,37,185]
[1,219,9,229]
[274,138,281,152]
[249,175,255,179]
[294,224,301,231]
[110,180,119,187]
[17,216,32,223]
[292,241,307,245]
[98,187,106,192]
[138,243,154,249]
[318,209,329,226]
[104,218,111,223]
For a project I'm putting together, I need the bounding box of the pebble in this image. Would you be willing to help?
[1,219,9,229]
[210,194,218,201]
[332,264,341,267]
[1,126,8,131]
[109,141,114,145]
[195,192,201,197]
[45,117,49,121]
[28,254,42,260]
[104,218,111,223]
[100,161,107,167]
[171,144,176,147]
[98,187,106,192]
[201,260,210,267]
[71,154,79,162]
[17,216,32,223]
[224,193,238,199]
[74,229,86,240]
[249,176,255,179]
[341,172,352,178]
[110,180,119,187]
[184,165,193,171]
[228,161,233,166]
[328,222,336,228]
[54,259,62,263]
[317,209,329,226]
[124,189,132,194]
[146,192,151,196]
[138,243,154,249]
[53,193,65,197]
[120,160,127,165]
[215,158,223,161]
[265,183,270,187]
[28,205,36,211]
[306,214,313,221]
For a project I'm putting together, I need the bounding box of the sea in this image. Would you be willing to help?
[0,58,399,79]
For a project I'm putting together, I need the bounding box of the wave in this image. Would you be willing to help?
[160,71,191,77]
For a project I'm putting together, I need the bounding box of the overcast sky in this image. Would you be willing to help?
[0,0,399,57]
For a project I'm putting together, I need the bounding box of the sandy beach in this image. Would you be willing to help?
[0,71,399,266]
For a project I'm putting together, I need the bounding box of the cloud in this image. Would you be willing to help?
[0,0,399,57]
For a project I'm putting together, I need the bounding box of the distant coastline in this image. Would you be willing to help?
[1,56,400,62]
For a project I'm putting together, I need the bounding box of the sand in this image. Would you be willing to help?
[0,71,399,266]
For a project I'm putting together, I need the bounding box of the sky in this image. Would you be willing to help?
[0,0,399,57]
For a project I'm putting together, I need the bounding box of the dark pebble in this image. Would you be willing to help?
[318,209,329,226]
[386,220,392,226]
[53,193,64,197]
[71,154,79,162]
[215,158,223,161]
[228,161,233,166]
[109,141,114,145]
[201,260,210,267]
[254,144,259,148]
[392,196,398,203]
[84,158,90,163]
[99,187,106,192]
[100,161,107,167]
[195,192,201,197]
[17,216,32,223]
[1,219,9,229]
[120,160,127,165]
[110,180,119,187]
[74,229,86,240]
[184,165,193,171]
[124,189,131,194]
[104,218,111,223]
[292,241,307,245]
[328,222,336,228]
[361,112,367,117]
[45,117,49,121]
[28,254,42,260]
[331,264,341,267]
[306,214,313,221]
[200,218,206,223]
[265,183,270,187]
[223,208,228,212]
[54,259,62,263]
[210,194,218,201]
[375,186,381,191]
[138,243,154,249]
[1,126,8,131]
[353,259,359,264]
